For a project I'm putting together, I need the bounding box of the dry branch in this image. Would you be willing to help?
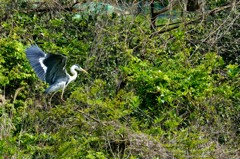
[151,1,240,36]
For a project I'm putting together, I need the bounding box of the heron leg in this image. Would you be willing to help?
[61,87,65,101]
[49,91,57,106]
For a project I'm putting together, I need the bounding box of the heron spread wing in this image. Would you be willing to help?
[26,45,47,81]
[26,45,68,85]
[43,53,68,85]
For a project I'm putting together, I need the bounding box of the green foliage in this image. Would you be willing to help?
[124,42,227,128]
[0,39,36,97]
[0,1,239,158]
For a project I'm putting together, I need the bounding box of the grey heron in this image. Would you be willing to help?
[26,45,88,100]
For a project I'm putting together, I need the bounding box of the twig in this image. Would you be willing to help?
[151,1,240,36]
[13,87,24,102]
[78,109,106,126]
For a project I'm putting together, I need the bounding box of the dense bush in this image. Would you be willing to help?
[0,1,239,158]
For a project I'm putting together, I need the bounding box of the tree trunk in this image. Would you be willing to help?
[150,0,156,30]
[187,0,200,12]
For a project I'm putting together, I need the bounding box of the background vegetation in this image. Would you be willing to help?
[0,0,239,158]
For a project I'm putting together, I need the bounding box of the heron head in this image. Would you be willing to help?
[74,64,88,74]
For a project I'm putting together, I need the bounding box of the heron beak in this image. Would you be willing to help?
[80,68,88,74]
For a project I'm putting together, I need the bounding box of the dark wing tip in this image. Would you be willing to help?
[44,53,67,67]
[43,53,68,84]
[46,52,67,59]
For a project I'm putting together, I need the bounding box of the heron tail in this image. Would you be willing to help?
[44,82,65,94]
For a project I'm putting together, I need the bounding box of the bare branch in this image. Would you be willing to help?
[151,1,240,35]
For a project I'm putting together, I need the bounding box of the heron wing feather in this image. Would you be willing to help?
[43,53,68,85]
[26,45,47,81]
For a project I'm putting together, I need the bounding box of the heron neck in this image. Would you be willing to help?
[68,65,78,83]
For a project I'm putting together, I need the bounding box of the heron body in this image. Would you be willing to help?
[26,45,87,100]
